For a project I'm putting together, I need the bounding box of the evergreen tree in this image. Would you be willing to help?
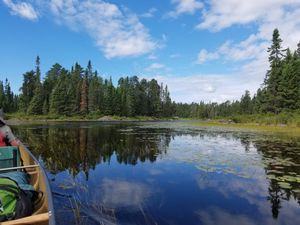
[28,56,44,115]
[263,29,285,113]
[69,63,83,115]
[43,63,63,114]
[49,69,71,115]
[80,70,89,115]
[103,77,114,115]
[0,81,5,110]
[297,41,300,57]
[19,71,36,112]
[137,79,149,116]
[148,79,161,117]
[240,90,252,114]
[89,73,104,114]
[162,85,172,117]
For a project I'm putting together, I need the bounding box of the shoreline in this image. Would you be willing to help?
[6,117,300,134]
[184,121,300,135]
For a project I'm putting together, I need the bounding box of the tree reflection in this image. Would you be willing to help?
[253,137,300,219]
[12,124,300,219]
[13,124,170,178]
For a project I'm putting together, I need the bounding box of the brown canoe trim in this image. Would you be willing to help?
[1,212,49,225]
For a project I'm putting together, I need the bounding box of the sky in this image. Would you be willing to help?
[0,0,300,103]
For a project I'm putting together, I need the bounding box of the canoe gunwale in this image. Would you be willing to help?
[19,143,56,225]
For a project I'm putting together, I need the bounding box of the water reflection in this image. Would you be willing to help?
[13,124,171,177]
[98,178,152,208]
[11,122,300,225]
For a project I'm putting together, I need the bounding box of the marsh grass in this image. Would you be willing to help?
[186,120,300,136]
[58,176,117,225]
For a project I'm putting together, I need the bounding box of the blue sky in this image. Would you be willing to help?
[1,0,300,103]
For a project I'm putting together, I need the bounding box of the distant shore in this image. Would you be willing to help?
[5,115,178,126]
[5,114,300,134]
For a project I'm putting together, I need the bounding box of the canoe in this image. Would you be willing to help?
[0,143,55,225]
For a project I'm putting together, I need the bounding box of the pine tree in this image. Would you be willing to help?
[0,81,5,110]
[69,63,83,115]
[263,28,285,113]
[80,70,89,115]
[297,41,300,57]
[240,90,252,114]
[89,74,104,114]
[103,77,114,115]
[49,69,70,115]
[19,70,36,112]
[28,56,44,115]
[43,63,62,114]
[138,79,149,116]
[148,79,161,117]
[163,85,172,117]
[3,79,15,112]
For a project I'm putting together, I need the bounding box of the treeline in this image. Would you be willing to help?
[0,79,18,113]
[171,29,300,119]
[1,29,299,119]
[2,57,173,117]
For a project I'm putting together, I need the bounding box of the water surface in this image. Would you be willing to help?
[12,122,300,225]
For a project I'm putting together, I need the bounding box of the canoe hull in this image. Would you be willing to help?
[0,144,56,225]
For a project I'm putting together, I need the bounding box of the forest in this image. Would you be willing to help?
[1,29,300,122]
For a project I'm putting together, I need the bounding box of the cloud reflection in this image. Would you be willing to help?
[196,207,256,225]
[96,178,152,209]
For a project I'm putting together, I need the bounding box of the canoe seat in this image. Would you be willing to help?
[0,147,21,170]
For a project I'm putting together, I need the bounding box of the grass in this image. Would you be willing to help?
[190,120,300,130]
[228,112,300,127]
[5,112,300,134]
[5,113,163,123]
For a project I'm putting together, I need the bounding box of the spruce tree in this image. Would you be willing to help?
[49,69,70,115]
[19,70,36,112]
[28,56,44,115]
[263,29,284,113]
[70,63,83,115]
[103,77,114,115]
[148,79,161,117]
[0,81,5,110]
[80,70,89,115]
[240,90,252,114]
[43,63,62,114]
[297,41,300,57]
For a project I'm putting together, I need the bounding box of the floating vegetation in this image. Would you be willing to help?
[278,182,292,189]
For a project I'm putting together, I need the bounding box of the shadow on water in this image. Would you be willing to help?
[11,122,300,225]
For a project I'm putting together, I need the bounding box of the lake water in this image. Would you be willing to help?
[12,122,300,225]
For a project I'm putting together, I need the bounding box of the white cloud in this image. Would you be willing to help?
[167,0,203,18]
[140,7,157,18]
[197,0,300,32]
[148,72,260,103]
[197,35,270,64]
[170,53,181,58]
[3,0,157,58]
[48,0,157,59]
[146,63,165,71]
[196,49,219,64]
[148,53,158,60]
[190,0,300,102]
[2,0,39,21]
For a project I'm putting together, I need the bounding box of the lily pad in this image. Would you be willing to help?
[278,182,292,189]
[281,175,297,182]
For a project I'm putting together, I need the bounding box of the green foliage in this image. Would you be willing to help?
[0,79,17,113]
[2,32,300,123]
